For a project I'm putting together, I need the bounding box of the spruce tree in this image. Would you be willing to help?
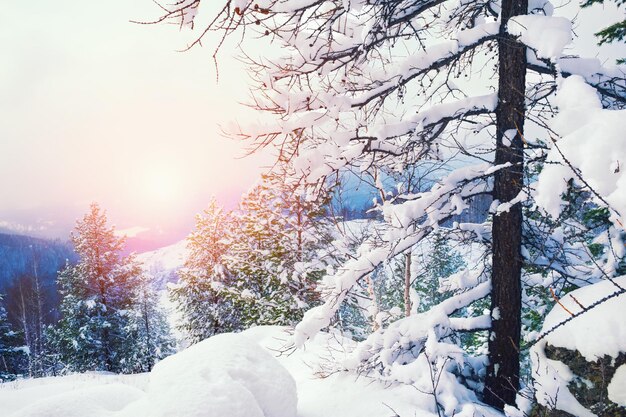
[171,198,240,343]
[128,273,175,372]
[52,203,141,373]
[224,171,330,328]
[0,294,26,381]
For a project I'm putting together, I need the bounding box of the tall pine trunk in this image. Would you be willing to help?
[404,252,412,317]
[484,0,527,409]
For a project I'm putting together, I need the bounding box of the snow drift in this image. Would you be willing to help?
[5,332,297,417]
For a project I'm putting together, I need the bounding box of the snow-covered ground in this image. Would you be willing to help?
[0,327,445,417]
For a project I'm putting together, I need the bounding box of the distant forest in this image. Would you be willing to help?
[0,233,76,326]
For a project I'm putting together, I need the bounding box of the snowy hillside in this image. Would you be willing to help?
[136,240,189,290]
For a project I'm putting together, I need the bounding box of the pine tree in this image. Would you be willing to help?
[171,198,240,343]
[52,203,142,373]
[223,171,330,328]
[128,274,175,372]
[415,231,465,313]
[0,294,26,381]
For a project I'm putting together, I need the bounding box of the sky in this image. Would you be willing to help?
[0,1,622,249]
[0,1,270,246]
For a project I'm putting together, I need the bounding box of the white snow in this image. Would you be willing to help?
[0,327,474,417]
[534,75,626,228]
[121,332,297,417]
[507,15,572,59]
[540,275,626,361]
[530,276,626,416]
[608,365,626,407]
[7,383,144,417]
[2,331,297,417]
[137,240,189,289]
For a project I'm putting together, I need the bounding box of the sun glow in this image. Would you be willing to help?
[139,166,184,205]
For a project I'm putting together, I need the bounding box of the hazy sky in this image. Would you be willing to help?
[0,1,621,245]
[0,1,269,243]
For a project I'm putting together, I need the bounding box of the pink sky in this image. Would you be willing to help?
[0,1,270,244]
[1,1,621,247]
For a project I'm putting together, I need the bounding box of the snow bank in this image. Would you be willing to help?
[8,383,144,417]
[2,327,508,417]
[539,276,626,361]
[4,333,297,417]
[122,332,297,417]
[243,326,445,417]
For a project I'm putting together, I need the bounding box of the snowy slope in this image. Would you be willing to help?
[0,327,466,417]
[136,240,189,290]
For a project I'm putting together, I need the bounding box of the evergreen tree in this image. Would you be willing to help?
[51,203,142,373]
[128,273,175,372]
[223,171,330,328]
[171,198,240,343]
[0,294,26,381]
[414,231,465,313]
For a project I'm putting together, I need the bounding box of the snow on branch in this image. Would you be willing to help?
[294,163,497,348]
[534,76,626,227]
[349,23,499,107]
[293,227,430,347]
[343,280,491,382]
[507,15,572,59]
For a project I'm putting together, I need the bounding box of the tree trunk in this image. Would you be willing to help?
[404,252,412,317]
[17,281,33,378]
[33,257,45,376]
[365,275,380,331]
[143,294,153,371]
[484,0,527,409]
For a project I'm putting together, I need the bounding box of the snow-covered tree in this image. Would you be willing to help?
[128,274,176,372]
[223,170,330,327]
[0,294,26,381]
[171,198,241,343]
[52,203,142,373]
[154,0,626,410]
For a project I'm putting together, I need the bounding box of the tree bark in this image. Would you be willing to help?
[404,252,412,317]
[484,0,527,409]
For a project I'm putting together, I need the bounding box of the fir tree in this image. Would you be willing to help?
[224,171,330,328]
[128,273,175,372]
[52,203,142,373]
[171,198,240,343]
[0,294,26,381]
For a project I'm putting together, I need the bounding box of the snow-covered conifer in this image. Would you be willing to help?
[51,203,142,373]
[224,169,331,327]
[171,198,240,343]
[128,273,176,372]
[0,294,26,381]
